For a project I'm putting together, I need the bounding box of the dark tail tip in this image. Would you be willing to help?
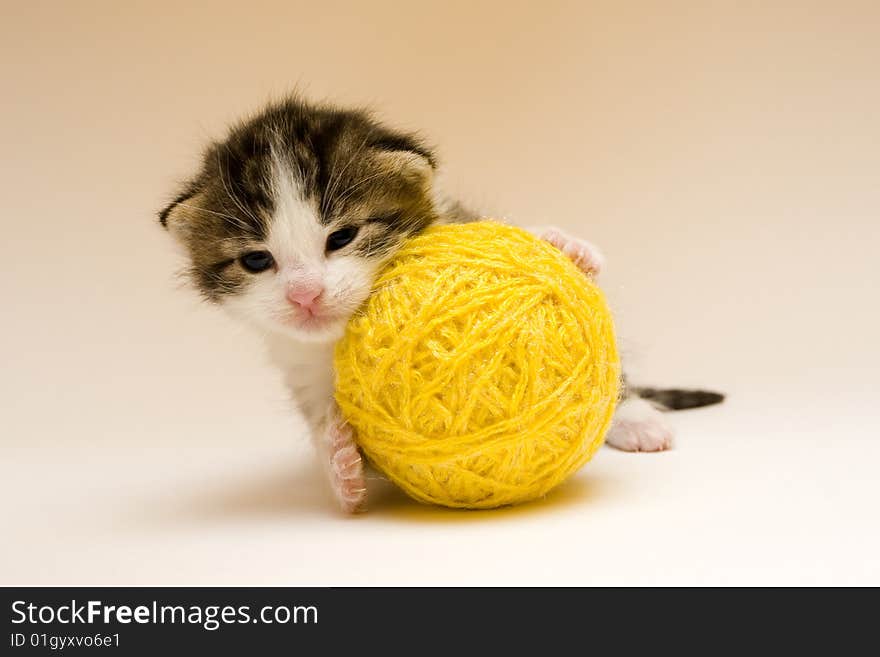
[634,387,725,411]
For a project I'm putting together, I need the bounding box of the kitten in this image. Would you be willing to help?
[159,97,722,513]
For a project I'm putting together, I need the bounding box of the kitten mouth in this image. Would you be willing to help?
[280,309,341,332]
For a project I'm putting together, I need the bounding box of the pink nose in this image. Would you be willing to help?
[286,283,324,311]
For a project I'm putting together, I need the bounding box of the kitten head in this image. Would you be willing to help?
[159,98,439,343]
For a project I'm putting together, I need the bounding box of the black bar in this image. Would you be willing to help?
[0,587,871,653]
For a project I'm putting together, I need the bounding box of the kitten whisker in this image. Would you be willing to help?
[332,170,391,209]
[322,134,371,217]
[175,202,248,228]
[216,147,262,229]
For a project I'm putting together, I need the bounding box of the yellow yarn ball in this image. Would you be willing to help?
[334,221,620,509]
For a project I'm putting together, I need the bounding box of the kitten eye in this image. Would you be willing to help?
[239,250,274,273]
[326,226,359,252]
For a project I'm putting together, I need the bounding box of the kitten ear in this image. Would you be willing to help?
[158,186,200,241]
[368,137,435,195]
[371,149,435,187]
[370,132,436,167]
[369,131,436,183]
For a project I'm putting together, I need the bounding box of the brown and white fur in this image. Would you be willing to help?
[159,97,722,513]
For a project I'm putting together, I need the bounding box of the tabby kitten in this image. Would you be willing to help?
[159,98,721,512]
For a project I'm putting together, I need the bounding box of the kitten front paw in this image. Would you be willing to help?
[327,419,367,514]
[540,227,605,276]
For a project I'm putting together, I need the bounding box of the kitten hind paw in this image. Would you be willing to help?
[605,399,674,452]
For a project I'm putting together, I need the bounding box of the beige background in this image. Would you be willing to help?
[2,1,878,584]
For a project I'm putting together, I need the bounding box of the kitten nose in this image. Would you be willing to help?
[286,283,324,311]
